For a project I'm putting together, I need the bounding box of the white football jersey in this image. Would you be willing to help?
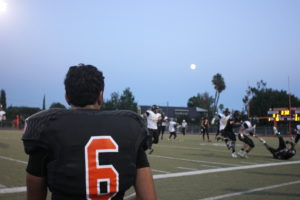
[219,113,231,131]
[169,121,177,132]
[0,110,5,121]
[241,121,255,135]
[146,110,160,129]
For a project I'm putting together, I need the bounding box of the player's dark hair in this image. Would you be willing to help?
[64,64,105,107]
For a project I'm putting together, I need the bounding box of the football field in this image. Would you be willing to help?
[0,129,300,200]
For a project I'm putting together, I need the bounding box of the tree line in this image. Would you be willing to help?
[1,74,300,124]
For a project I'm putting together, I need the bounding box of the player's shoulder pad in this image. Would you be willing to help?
[104,110,145,125]
[22,108,67,141]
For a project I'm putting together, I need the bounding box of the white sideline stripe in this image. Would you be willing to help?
[149,155,239,167]
[197,180,300,200]
[152,169,170,174]
[177,167,198,171]
[153,160,300,180]
[0,186,26,194]
[0,155,27,164]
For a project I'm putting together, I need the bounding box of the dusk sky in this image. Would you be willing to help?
[0,0,299,111]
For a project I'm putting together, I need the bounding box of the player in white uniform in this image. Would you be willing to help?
[181,119,188,136]
[237,120,256,158]
[145,105,161,154]
[215,109,238,158]
[0,106,6,128]
[168,118,178,140]
[159,114,168,140]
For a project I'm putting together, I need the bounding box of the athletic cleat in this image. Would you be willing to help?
[148,148,154,154]
[231,152,238,158]
[237,150,245,157]
[259,138,266,144]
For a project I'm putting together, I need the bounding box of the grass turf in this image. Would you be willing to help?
[0,129,299,200]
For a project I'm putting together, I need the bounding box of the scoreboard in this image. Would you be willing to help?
[268,108,300,122]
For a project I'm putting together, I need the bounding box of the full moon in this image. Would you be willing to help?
[190,64,197,70]
[0,1,7,13]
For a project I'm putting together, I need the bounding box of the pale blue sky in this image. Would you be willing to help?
[0,0,299,110]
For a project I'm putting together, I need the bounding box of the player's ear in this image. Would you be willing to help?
[97,91,103,106]
[65,94,71,105]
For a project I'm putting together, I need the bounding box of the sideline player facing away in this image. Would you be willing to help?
[22,64,157,200]
[258,127,296,160]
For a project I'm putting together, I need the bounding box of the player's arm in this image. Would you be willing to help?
[134,167,157,200]
[25,147,49,200]
[128,142,157,200]
[26,173,47,200]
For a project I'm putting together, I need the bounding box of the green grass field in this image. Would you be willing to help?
[1,129,300,200]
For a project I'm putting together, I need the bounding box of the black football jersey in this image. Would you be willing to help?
[22,108,149,200]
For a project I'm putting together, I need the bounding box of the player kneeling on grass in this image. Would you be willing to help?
[258,127,296,160]
[237,121,256,158]
[22,64,157,200]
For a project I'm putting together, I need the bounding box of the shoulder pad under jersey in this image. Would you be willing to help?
[22,108,67,141]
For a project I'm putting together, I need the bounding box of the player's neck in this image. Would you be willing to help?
[71,104,101,110]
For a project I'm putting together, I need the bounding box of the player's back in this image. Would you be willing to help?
[23,108,147,200]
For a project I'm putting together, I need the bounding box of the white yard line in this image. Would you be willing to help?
[177,167,199,171]
[149,155,240,167]
[153,160,300,180]
[197,180,300,200]
[151,169,170,174]
[200,164,218,168]
[0,186,26,194]
[1,159,300,195]
[0,155,27,164]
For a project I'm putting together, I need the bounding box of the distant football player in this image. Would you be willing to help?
[237,120,256,158]
[22,64,157,200]
[200,117,210,142]
[168,118,178,140]
[144,105,161,154]
[215,108,238,158]
[159,113,168,140]
[0,105,6,128]
[294,124,300,145]
[181,119,188,136]
[258,127,296,160]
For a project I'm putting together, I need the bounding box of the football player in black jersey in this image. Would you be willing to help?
[22,64,157,200]
[258,127,296,160]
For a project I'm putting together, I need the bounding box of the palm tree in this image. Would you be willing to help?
[212,73,226,113]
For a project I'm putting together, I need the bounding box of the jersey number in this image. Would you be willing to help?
[85,136,119,200]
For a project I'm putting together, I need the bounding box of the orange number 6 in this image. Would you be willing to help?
[85,136,119,200]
